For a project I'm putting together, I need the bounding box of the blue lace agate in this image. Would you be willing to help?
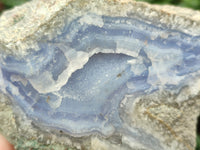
[0,14,200,137]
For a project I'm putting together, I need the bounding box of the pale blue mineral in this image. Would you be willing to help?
[0,0,200,149]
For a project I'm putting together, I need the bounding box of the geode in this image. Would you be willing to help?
[0,0,200,150]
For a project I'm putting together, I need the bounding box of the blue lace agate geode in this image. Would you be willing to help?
[0,1,200,144]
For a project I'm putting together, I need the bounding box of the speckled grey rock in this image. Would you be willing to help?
[0,0,200,150]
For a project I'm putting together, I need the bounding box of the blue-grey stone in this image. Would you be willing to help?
[0,0,200,150]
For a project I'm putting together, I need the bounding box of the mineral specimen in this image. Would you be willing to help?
[0,0,200,150]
